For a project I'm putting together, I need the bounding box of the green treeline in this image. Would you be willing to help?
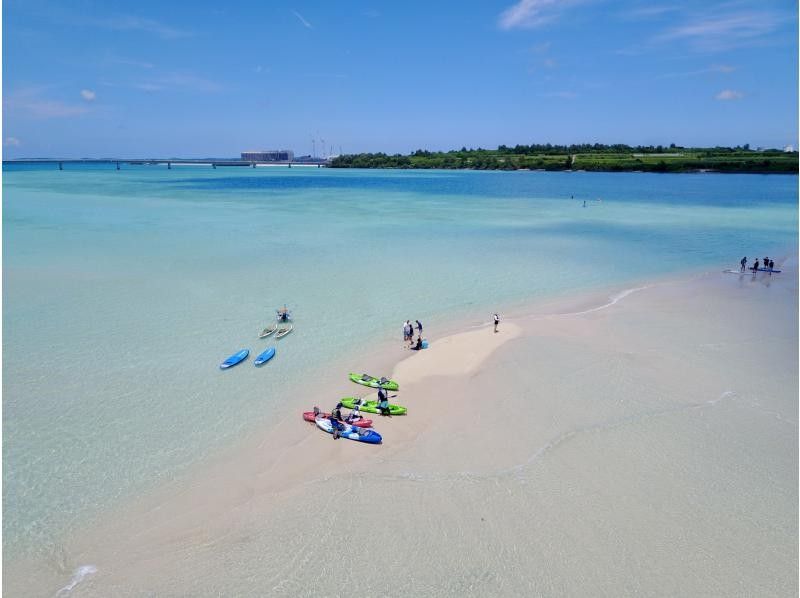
[329,144,798,174]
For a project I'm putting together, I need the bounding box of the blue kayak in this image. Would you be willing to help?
[220,349,249,369]
[314,418,382,444]
[254,346,276,366]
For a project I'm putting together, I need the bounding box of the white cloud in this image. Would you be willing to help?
[499,0,584,30]
[4,137,21,147]
[292,10,313,29]
[656,10,786,51]
[81,89,96,101]
[715,89,743,100]
[4,87,89,118]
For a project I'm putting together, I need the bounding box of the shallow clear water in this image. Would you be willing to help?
[2,164,797,558]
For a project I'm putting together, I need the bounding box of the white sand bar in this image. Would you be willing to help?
[5,266,797,597]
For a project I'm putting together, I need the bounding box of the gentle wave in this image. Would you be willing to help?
[54,565,97,597]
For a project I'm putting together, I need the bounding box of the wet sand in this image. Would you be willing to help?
[5,263,798,597]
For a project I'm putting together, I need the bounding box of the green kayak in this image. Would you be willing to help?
[341,397,407,416]
[348,373,399,391]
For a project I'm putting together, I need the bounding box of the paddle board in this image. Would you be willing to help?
[220,349,249,369]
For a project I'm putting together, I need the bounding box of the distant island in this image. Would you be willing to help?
[329,143,798,174]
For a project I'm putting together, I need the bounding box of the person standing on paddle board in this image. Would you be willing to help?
[493,313,500,333]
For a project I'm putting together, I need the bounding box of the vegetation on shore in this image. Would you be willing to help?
[329,144,798,173]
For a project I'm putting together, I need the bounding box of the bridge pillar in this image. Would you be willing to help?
[252,162,256,168]
[213,163,216,169]
[116,162,120,170]
[59,162,63,170]
[288,163,291,168]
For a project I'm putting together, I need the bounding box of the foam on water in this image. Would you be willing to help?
[3,165,797,560]
[54,565,97,597]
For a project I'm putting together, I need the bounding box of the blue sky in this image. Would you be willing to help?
[2,0,798,158]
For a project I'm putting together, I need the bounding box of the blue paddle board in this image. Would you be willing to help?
[254,346,276,366]
[220,349,249,369]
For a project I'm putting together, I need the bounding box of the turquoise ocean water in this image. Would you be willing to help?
[3,165,797,560]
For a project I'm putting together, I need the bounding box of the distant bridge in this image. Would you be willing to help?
[3,158,329,170]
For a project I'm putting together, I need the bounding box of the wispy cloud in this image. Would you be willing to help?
[624,4,683,20]
[81,89,96,101]
[4,137,21,147]
[105,56,155,69]
[292,11,313,29]
[656,9,787,51]
[656,64,736,79]
[4,87,90,119]
[135,74,222,93]
[540,91,578,99]
[499,0,585,30]
[715,89,743,100]
[88,15,190,39]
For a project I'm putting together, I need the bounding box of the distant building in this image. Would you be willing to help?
[241,150,294,161]
[783,145,795,153]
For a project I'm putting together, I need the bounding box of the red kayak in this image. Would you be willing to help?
[302,411,373,428]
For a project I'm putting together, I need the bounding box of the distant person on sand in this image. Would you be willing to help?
[752,259,760,273]
[740,256,747,272]
[416,320,423,335]
[493,313,500,333]
[403,321,410,343]
[764,256,769,269]
[769,259,775,274]
[411,336,423,351]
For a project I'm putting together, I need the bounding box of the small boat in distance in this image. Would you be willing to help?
[259,322,278,338]
[275,323,293,339]
[276,305,292,322]
[220,349,249,369]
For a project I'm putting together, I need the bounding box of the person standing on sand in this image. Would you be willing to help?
[752,259,760,273]
[493,313,500,333]
[740,256,747,272]
[416,320,423,336]
[403,321,410,343]
[769,259,775,274]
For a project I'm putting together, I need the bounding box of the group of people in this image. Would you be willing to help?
[740,255,776,274]
[403,319,424,350]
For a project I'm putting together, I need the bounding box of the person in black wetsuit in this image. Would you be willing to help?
[377,387,391,416]
[752,259,760,273]
[740,256,747,272]
[411,336,423,351]
[768,259,775,274]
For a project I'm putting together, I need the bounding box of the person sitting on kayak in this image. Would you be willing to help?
[345,403,362,424]
[331,402,344,421]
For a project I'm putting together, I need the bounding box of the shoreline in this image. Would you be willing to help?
[4,257,798,596]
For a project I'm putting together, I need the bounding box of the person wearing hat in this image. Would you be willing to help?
[331,402,344,422]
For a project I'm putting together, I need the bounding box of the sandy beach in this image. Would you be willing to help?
[5,260,797,597]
